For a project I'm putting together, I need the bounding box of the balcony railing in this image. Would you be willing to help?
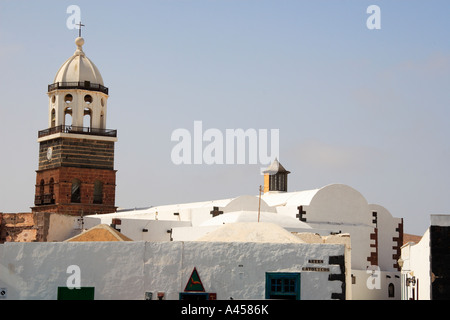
[48,81,109,95]
[38,125,117,139]
[35,194,55,206]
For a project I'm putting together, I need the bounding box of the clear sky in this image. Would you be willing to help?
[1,0,449,236]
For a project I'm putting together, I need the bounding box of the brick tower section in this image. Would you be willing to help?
[32,136,117,216]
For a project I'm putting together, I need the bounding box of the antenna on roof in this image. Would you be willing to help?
[258,185,262,222]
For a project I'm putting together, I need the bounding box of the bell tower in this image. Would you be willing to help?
[32,36,118,217]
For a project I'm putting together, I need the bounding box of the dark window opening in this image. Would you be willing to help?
[388,283,395,298]
[39,179,45,195]
[269,173,288,192]
[71,179,81,203]
[49,178,54,195]
[51,109,56,127]
[93,180,103,204]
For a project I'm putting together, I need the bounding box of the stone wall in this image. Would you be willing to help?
[39,137,115,170]
[0,213,37,243]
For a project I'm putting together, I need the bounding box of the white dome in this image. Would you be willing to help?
[53,37,104,85]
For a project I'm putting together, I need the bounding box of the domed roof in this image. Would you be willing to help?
[53,37,104,85]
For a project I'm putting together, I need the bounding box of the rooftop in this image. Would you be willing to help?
[196,222,306,243]
[64,224,132,242]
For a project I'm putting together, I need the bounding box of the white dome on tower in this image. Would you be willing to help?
[46,36,111,131]
[53,37,104,85]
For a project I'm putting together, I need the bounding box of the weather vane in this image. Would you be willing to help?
[76,21,85,37]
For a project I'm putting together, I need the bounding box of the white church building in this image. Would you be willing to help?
[83,158,404,300]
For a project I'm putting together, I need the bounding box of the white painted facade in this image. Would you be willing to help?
[0,236,346,300]
[399,214,450,300]
[82,183,403,300]
[400,229,430,300]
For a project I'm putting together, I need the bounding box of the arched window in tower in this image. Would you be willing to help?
[93,180,103,204]
[100,111,105,129]
[83,108,92,130]
[64,107,73,127]
[71,179,81,203]
[51,109,56,127]
[84,94,93,104]
[39,179,45,195]
[49,178,55,204]
[64,94,73,104]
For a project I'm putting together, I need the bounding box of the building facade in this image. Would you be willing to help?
[400,214,450,300]
[0,231,347,300]
[82,160,403,300]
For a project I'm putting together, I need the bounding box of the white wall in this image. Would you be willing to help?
[0,241,345,300]
[370,204,402,272]
[351,269,401,300]
[274,185,400,273]
[118,219,192,241]
[84,216,192,241]
[307,184,371,225]
[401,229,430,300]
[172,225,221,241]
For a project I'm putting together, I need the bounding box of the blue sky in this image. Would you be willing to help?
[1,0,449,236]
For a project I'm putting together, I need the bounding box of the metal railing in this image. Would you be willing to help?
[48,81,109,94]
[38,125,117,139]
[35,194,55,206]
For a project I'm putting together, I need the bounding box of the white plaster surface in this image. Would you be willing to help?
[0,240,345,300]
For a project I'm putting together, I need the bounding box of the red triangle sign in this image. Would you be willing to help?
[184,267,205,292]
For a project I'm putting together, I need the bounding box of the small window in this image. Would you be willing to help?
[39,179,45,195]
[51,95,56,104]
[71,179,81,203]
[49,178,54,195]
[84,95,93,104]
[265,273,300,300]
[388,283,395,298]
[64,94,73,103]
[93,180,103,204]
[51,109,56,127]
[100,111,105,129]
[48,178,55,204]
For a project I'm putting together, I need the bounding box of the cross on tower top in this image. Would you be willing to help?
[76,21,85,37]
